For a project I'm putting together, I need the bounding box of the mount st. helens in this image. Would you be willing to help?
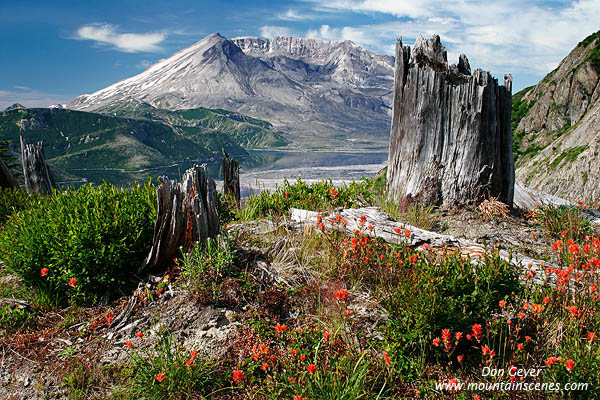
[69,33,395,150]
[512,30,600,202]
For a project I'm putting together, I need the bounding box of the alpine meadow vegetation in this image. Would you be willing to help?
[1,175,600,399]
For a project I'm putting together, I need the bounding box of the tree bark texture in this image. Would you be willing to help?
[386,35,514,208]
[140,164,220,273]
[222,149,240,205]
[20,136,56,195]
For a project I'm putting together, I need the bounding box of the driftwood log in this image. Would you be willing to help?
[290,207,557,286]
[222,149,240,205]
[386,35,514,208]
[20,136,56,194]
[140,164,220,274]
[0,157,18,188]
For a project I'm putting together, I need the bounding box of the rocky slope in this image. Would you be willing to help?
[513,30,600,202]
[69,33,395,150]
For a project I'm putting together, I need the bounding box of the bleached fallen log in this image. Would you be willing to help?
[0,298,30,310]
[140,164,220,274]
[290,207,556,284]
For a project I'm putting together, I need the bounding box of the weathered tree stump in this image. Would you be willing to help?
[0,157,18,188]
[222,149,240,205]
[140,164,220,273]
[20,136,56,195]
[386,35,514,208]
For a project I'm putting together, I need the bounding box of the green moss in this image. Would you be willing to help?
[576,30,600,75]
[521,145,545,159]
[583,171,588,185]
[546,123,572,138]
[511,86,535,132]
[577,30,600,49]
[550,145,589,168]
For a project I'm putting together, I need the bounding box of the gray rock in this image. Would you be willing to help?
[514,33,600,201]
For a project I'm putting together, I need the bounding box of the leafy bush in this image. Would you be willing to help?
[179,234,237,302]
[237,177,375,221]
[538,204,593,241]
[238,321,393,399]
[0,181,157,304]
[383,250,520,375]
[0,304,32,332]
[119,329,225,400]
[0,187,37,225]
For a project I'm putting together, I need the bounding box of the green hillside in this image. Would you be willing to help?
[95,99,288,148]
[0,107,251,185]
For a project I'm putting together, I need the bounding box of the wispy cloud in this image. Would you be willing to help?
[259,25,295,38]
[0,87,75,109]
[74,23,166,53]
[300,0,600,77]
[136,59,153,70]
[277,9,317,21]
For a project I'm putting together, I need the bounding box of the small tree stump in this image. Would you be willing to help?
[0,157,18,189]
[386,35,514,208]
[140,164,220,273]
[20,136,56,195]
[222,149,240,205]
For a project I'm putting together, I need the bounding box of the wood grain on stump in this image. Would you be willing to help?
[140,164,220,273]
[20,136,56,195]
[222,149,240,205]
[386,35,514,208]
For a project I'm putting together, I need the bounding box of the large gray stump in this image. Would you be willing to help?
[222,149,240,205]
[20,136,56,195]
[386,35,514,208]
[140,164,220,273]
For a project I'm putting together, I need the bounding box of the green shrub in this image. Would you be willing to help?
[179,234,237,302]
[239,321,394,399]
[0,181,157,304]
[237,177,375,221]
[0,187,37,225]
[119,329,225,400]
[383,251,520,376]
[0,304,32,332]
[539,204,592,241]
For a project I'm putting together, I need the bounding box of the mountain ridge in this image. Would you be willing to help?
[512,30,600,202]
[69,33,395,150]
[0,103,283,185]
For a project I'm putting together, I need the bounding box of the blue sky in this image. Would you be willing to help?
[1,0,599,109]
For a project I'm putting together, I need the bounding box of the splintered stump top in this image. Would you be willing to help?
[386,35,514,208]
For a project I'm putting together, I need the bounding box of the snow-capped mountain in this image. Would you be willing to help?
[69,33,395,149]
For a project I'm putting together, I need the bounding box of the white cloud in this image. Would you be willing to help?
[259,25,294,38]
[301,0,600,78]
[313,0,433,18]
[277,9,315,21]
[75,24,166,53]
[137,59,153,70]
